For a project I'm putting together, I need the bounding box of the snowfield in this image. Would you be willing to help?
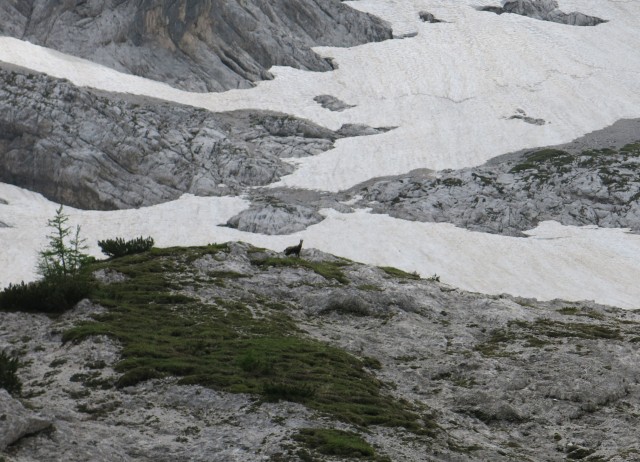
[1,0,640,308]
[2,183,640,309]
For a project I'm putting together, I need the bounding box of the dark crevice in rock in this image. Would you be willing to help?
[479,0,606,26]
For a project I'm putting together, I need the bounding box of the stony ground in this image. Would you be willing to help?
[2,243,639,461]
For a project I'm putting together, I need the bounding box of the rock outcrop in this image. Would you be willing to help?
[0,0,392,92]
[354,141,640,236]
[0,389,52,451]
[0,67,346,210]
[419,11,444,23]
[313,95,356,112]
[481,0,606,26]
[225,202,324,235]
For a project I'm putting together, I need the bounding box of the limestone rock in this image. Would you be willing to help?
[0,389,52,451]
[313,95,356,112]
[225,202,324,235]
[354,136,640,235]
[481,0,606,26]
[419,11,444,23]
[0,68,341,210]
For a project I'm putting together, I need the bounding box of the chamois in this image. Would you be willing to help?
[284,239,303,257]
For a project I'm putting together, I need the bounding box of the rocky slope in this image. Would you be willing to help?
[0,66,388,210]
[219,121,640,237]
[353,140,640,236]
[480,0,606,26]
[1,243,639,461]
[0,0,391,92]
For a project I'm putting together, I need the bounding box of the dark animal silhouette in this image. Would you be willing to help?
[284,239,303,257]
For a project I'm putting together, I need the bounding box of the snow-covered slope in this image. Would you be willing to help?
[1,0,639,308]
[2,182,640,309]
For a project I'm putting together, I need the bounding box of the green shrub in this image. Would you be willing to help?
[98,236,155,258]
[0,351,22,396]
[0,276,92,313]
[115,366,163,388]
[294,428,379,459]
[263,381,317,401]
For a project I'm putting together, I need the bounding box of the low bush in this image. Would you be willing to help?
[98,236,155,258]
[294,428,382,459]
[0,276,92,314]
[0,351,22,396]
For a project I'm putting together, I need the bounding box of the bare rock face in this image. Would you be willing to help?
[0,0,392,92]
[0,389,52,450]
[225,202,324,235]
[481,0,606,26]
[0,68,344,210]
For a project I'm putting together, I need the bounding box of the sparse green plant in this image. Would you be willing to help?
[379,266,420,280]
[0,350,22,396]
[98,236,155,258]
[294,428,389,460]
[252,256,349,284]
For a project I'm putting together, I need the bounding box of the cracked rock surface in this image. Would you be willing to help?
[0,68,346,210]
[352,133,640,236]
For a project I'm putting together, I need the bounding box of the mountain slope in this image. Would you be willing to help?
[2,243,639,461]
[0,0,392,92]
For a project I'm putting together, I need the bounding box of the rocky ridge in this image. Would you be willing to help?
[480,0,606,26]
[0,67,386,210]
[0,0,392,92]
[222,124,640,237]
[1,242,639,461]
[354,141,640,236]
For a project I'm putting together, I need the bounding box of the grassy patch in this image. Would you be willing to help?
[513,319,621,340]
[441,177,464,187]
[620,142,640,153]
[556,307,605,320]
[379,266,420,280]
[474,330,518,357]
[476,317,622,357]
[294,428,389,461]
[63,248,423,432]
[252,256,350,284]
[510,149,573,173]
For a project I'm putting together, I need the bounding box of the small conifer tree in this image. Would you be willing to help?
[37,205,89,279]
